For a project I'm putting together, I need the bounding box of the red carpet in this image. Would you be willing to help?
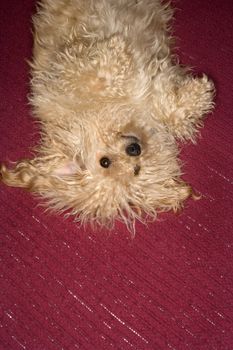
[1,1,233,349]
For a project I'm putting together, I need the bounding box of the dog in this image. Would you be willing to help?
[0,0,214,232]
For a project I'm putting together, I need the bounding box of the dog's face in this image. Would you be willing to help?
[1,106,191,231]
[38,108,191,231]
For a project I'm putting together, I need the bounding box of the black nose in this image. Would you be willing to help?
[100,157,111,168]
[126,143,141,156]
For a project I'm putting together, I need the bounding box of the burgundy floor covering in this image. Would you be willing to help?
[1,0,233,349]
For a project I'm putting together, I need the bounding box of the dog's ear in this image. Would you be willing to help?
[52,154,86,176]
[53,161,79,177]
[0,157,78,191]
[158,179,193,212]
[0,159,43,191]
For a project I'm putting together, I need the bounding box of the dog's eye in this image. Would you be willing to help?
[100,157,111,168]
[126,143,141,156]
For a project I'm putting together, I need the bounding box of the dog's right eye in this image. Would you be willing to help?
[126,143,141,156]
[100,157,111,168]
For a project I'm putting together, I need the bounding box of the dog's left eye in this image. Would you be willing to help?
[126,143,141,156]
[100,157,111,168]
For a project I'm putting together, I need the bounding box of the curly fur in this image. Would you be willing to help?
[0,0,215,232]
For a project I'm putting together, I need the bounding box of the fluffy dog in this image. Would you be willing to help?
[1,0,214,231]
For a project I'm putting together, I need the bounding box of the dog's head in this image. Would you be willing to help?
[1,107,191,231]
[11,106,189,232]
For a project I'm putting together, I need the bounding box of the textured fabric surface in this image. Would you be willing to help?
[1,0,233,349]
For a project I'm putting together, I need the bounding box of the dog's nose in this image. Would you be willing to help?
[126,143,141,156]
[134,165,141,176]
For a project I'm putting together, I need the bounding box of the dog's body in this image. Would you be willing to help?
[1,0,214,231]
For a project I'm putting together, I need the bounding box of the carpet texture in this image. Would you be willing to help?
[1,0,233,349]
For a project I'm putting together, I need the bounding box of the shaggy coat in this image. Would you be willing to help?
[1,0,214,231]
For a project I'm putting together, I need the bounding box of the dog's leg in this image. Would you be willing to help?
[154,73,215,141]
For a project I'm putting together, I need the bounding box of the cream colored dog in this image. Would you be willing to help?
[1,0,214,231]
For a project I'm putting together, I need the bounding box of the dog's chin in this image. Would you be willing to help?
[59,175,191,233]
[55,158,189,210]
